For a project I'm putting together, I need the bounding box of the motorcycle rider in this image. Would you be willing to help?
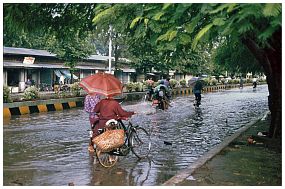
[153,80,170,109]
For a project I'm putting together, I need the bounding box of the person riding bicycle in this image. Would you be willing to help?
[92,96,135,139]
[193,80,203,106]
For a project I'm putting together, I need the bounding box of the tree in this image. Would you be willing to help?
[4,3,97,83]
[193,4,282,138]
[47,34,95,83]
[92,4,211,76]
[92,3,281,138]
[212,38,263,76]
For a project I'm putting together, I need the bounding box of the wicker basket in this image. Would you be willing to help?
[92,129,125,152]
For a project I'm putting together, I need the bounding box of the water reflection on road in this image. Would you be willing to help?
[3,85,269,186]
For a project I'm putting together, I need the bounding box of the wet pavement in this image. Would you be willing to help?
[3,85,269,186]
[177,117,282,186]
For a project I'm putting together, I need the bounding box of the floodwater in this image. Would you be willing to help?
[3,85,269,186]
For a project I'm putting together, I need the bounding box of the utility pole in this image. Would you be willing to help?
[108,25,112,74]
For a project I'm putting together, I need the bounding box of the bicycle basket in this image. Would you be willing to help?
[92,129,125,152]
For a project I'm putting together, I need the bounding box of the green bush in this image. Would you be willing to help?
[70,82,81,96]
[3,86,12,103]
[133,82,143,92]
[204,78,217,86]
[228,79,234,84]
[203,78,211,86]
[125,82,134,92]
[23,86,39,100]
[246,78,253,83]
[211,78,218,86]
[180,79,187,87]
[170,79,178,88]
[233,79,240,84]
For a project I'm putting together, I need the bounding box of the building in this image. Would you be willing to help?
[3,47,136,92]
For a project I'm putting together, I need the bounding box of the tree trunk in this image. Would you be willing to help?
[242,29,281,138]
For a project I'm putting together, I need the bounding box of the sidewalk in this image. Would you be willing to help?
[163,112,282,186]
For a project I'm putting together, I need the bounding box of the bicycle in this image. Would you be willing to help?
[89,118,151,168]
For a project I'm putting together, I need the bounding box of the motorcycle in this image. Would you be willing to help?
[152,90,170,110]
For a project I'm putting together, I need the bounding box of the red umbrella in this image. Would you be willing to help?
[79,72,123,96]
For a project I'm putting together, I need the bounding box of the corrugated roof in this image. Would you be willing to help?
[88,55,114,61]
[4,62,68,69]
[4,47,57,57]
[4,61,106,70]
[3,47,114,61]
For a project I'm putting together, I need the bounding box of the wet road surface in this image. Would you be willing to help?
[3,85,269,186]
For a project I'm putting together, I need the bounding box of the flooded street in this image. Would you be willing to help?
[3,85,269,186]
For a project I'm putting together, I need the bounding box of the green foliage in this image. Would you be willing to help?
[134,82,144,92]
[4,3,280,83]
[70,82,81,97]
[169,79,178,88]
[124,82,144,92]
[192,24,214,49]
[4,3,97,73]
[263,4,281,17]
[23,86,39,100]
[203,77,218,86]
[130,17,143,28]
[125,82,134,92]
[48,35,95,69]
[212,38,263,75]
[179,79,186,87]
[3,86,13,103]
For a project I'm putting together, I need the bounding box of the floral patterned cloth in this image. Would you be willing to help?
[84,94,100,125]
[84,94,100,113]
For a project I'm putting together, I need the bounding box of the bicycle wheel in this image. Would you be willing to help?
[96,149,118,168]
[129,127,151,159]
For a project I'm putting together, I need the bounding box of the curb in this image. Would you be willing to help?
[162,110,270,186]
[3,84,264,118]
[3,98,83,118]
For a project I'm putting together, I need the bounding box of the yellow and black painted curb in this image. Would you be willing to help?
[3,83,255,118]
[171,84,242,96]
[3,98,84,118]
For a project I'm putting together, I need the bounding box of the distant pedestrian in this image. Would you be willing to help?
[193,80,203,106]
[60,75,65,85]
[25,78,32,88]
[253,78,257,89]
[240,77,244,89]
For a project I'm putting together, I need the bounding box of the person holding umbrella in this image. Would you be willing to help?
[193,79,204,106]
[188,76,204,106]
[84,93,101,152]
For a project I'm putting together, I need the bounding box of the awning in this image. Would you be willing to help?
[121,68,136,73]
[54,70,65,78]
[60,69,78,80]
[4,62,68,69]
